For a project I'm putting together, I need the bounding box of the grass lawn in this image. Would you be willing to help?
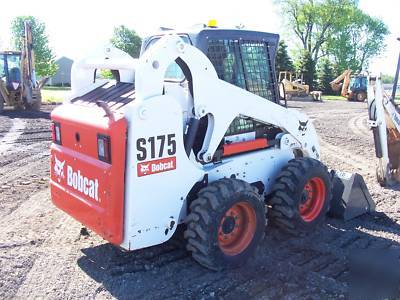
[322,95,347,101]
[41,87,70,103]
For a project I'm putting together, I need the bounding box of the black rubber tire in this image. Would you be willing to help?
[269,157,332,235]
[356,91,367,102]
[184,178,266,271]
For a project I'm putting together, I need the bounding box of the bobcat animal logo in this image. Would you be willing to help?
[298,120,308,136]
[54,155,65,182]
[140,164,150,174]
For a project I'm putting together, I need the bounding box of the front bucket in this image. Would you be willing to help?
[328,171,375,221]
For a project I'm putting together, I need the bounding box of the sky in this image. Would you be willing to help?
[0,0,398,75]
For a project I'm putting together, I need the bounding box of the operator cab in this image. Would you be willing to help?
[348,75,368,102]
[142,25,282,160]
[0,51,22,91]
[350,75,367,93]
[141,26,280,103]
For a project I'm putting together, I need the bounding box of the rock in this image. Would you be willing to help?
[80,227,90,236]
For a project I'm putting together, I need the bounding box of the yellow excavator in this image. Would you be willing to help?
[330,69,368,102]
[0,21,46,113]
[278,71,309,100]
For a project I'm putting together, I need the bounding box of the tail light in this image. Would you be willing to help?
[52,122,62,145]
[97,134,111,163]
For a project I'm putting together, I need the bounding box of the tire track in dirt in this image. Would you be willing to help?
[0,117,12,139]
[356,114,371,137]
[0,118,26,154]
[348,114,371,138]
[0,148,49,185]
[319,139,374,174]
[0,189,100,299]
[0,150,44,168]
[0,145,50,220]
[0,190,64,299]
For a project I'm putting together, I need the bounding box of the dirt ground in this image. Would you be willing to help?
[0,100,399,299]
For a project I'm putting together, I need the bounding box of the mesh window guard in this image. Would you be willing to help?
[207,38,276,101]
[207,38,277,137]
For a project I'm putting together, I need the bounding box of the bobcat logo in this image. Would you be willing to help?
[140,164,150,174]
[54,155,65,183]
[298,120,308,136]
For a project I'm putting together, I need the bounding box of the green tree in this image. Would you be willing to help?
[381,74,394,84]
[110,25,142,58]
[275,40,294,74]
[276,0,356,63]
[296,50,316,89]
[326,9,389,73]
[275,0,389,86]
[317,58,334,94]
[11,16,57,77]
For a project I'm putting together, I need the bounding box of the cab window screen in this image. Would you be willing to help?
[207,38,277,138]
[207,39,276,101]
[207,40,246,89]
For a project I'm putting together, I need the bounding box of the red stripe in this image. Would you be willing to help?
[223,138,268,157]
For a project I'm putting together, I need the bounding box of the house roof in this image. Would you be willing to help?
[55,56,74,63]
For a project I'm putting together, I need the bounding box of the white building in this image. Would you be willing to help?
[48,56,73,86]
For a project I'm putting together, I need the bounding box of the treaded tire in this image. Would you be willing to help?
[184,178,266,271]
[269,157,332,235]
[356,91,367,102]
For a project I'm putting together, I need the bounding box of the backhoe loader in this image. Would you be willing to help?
[278,71,309,100]
[0,21,44,113]
[330,69,367,102]
[50,24,374,270]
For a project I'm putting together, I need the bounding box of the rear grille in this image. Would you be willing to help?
[71,82,135,111]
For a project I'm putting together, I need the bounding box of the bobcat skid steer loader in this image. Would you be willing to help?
[50,25,374,270]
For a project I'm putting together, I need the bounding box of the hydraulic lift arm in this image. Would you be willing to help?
[134,34,321,162]
[330,69,352,97]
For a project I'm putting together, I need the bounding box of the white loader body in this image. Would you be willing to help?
[51,32,321,252]
[123,35,320,249]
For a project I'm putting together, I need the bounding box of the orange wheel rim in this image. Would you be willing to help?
[299,177,326,222]
[218,201,256,256]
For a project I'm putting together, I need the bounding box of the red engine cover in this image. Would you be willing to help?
[50,105,127,245]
